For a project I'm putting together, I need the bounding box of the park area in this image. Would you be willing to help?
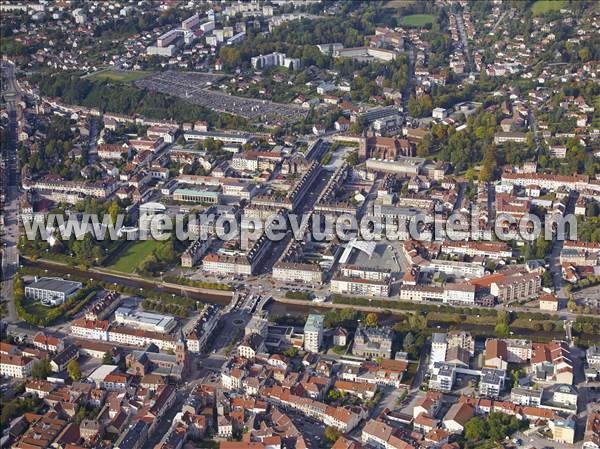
[531,0,565,15]
[106,239,163,273]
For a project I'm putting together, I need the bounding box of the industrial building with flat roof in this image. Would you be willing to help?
[25,277,83,306]
[114,307,177,334]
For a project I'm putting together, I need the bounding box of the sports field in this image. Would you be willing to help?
[88,70,150,83]
[399,14,435,27]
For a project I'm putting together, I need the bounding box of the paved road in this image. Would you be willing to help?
[1,61,21,324]
[490,10,508,34]
[548,193,576,301]
[411,339,430,392]
[455,11,473,72]
[402,46,414,112]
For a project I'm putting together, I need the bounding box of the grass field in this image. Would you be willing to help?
[399,14,435,27]
[107,240,160,273]
[531,0,565,15]
[88,70,150,83]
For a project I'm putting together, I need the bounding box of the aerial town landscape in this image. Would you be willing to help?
[0,1,599,449]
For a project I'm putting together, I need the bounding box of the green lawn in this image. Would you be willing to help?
[107,240,160,273]
[531,0,565,15]
[399,14,435,27]
[88,70,151,83]
[23,298,51,316]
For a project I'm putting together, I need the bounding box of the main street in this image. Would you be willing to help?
[1,61,22,324]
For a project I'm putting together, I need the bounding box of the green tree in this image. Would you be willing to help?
[416,134,432,157]
[534,233,552,260]
[108,201,121,226]
[464,416,488,441]
[464,167,476,182]
[403,332,415,354]
[345,151,360,165]
[102,352,115,365]
[32,358,52,379]
[495,311,510,337]
[407,313,427,330]
[364,313,378,327]
[67,359,81,381]
[324,426,341,443]
[283,347,298,358]
[326,389,344,403]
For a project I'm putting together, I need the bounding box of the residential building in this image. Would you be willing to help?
[85,291,121,321]
[251,52,301,70]
[0,354,33,378]
[587,346,600,368]
[511,387,543,407]
[550,415,576,444]
[443,403,474,434]
[362,419,413,449]
[430,333,448,368]
[238,333,265,360]
[115,420,149,449]
[304,314,324,353]
[479,368,506,398]
[272,262,324,285]
[71,319,110,341]
[539,293,559,311]
[429,362,456,392]
[490,272,541,302]
[33,333,64,353]
[331,275,390,297]
[108,326,177,351]
[532,341,573,385]
[50,344,79,372]
[440,241,512,259]
[583,405,600,449]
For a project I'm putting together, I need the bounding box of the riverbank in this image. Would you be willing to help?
[23,258,233,304]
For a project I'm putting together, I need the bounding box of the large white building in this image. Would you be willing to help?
[331,276,390,297]
[0,355,33,378]
[430,333,448,367]
[114,307,177,334]
[272,262,324,285]
[443,283,476,305]
[25,277,82,306]
[251,52,301,71]
[429,362,456,392]
[108,327,177,351]
[70,319,110,341]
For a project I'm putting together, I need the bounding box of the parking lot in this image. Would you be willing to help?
[137,71,307,124]
[572,285,600,312]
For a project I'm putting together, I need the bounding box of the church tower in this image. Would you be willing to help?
[175,328,187,367]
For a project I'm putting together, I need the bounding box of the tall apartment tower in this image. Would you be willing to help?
[304,314,324,353]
